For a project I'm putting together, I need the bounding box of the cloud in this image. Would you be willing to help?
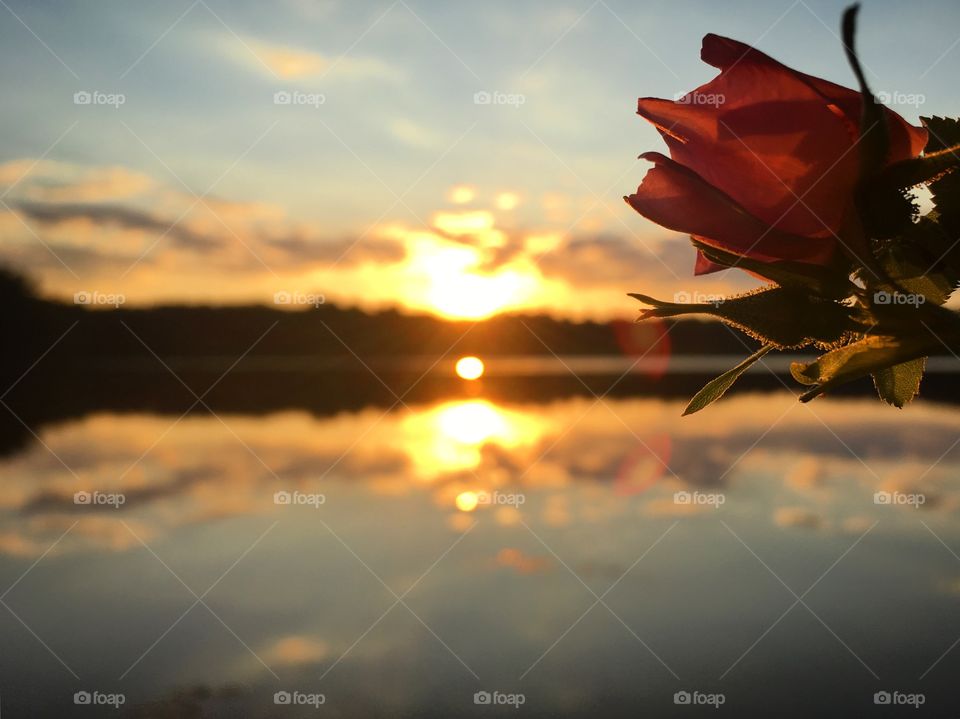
[388,117,436,148]
[774,506,825,530]
[261,636,329,666]
[17,198,407,267]
[3,171,409,282]
[537,234,754,292]
[24,167,154,203]
[265,232,405,265]
[17,201,225,253]
[0,160,154,202]
[19,466,220,515]
[236,38,398,81]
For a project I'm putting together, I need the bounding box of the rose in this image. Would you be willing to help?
[625,33,927,275]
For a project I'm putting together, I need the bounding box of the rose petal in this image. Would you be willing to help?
[638,86,858,241]
[626,152,836,266]
[700,33,927,162]
[636,34,925,241]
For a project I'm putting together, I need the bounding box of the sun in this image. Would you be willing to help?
[419,247,528,319]
[402,235,536,320]
[455,356,484,380]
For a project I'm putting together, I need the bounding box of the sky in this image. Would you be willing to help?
[0,0,959,320]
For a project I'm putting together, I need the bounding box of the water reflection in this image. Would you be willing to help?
[401,399,547,476]
[3,394,960,554]
[2,394,960,716]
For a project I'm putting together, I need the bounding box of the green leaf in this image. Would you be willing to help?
[683,345,774,416]
[791,334,935,402]
[874,235,956,306]
[872,357,925,408]
[630,286,862,349]
[922,116,960,153]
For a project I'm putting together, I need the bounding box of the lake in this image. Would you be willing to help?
[1,387,959,716]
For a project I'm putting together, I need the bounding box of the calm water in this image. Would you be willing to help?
[1,392,960,716]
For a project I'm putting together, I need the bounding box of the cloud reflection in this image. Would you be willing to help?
[3,394,960,557]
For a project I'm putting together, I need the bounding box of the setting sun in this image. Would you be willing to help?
[455,356,484,380]
[403,235,536,320]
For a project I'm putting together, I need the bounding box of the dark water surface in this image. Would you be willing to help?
[1,371,960,716]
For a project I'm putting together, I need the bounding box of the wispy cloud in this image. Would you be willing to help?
[232,37,400,82]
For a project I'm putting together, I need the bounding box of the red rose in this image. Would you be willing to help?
[626,34,927,274]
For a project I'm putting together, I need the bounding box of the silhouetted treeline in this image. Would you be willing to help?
[0,270,756,368]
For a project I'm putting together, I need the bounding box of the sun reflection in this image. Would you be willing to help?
[436,401,509,444]
[399,399,546,475]
[455,491,479,512]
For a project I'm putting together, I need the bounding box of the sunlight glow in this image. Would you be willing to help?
[407,238,533,319]
[495,192,520,210]
[447,185,475,204]
[455,356,484,380]
[433,210,497,238]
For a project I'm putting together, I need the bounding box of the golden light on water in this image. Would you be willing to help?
[398,399,547,475]
[436,400,507,444]
[455,356,484,380]
[455,491,480,512]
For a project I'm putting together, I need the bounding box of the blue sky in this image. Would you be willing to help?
[0,0,957,317]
